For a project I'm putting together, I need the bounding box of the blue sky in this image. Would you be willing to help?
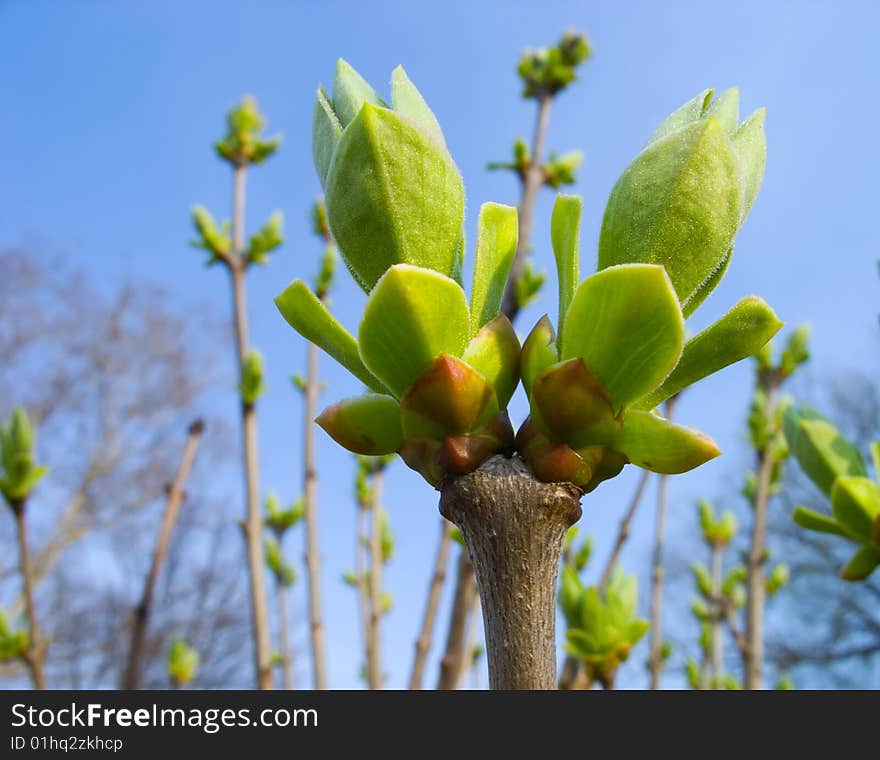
[1,0,877,688]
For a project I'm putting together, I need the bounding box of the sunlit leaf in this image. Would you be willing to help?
[521,315,558,399]
[312,86,342,187]
[461,314,520,409]
[841,546,880,582]
[332,58,385,128]
[325,104,465,291]
[599,118,741,312]
[390,65,445,147]
[646,89,713,145]
[731,108,767,221]
[703,87,739,135]
[551,194,581,345]
[792,507,848,538]
[830,477,880,543]
[468,203,518,334]
[611,410,720,474]
[316,394,403,455]
[783,406,867,496]
[358,265,469,397]
[637,295,782,409]
[274,279,387,394]
[561,264,684,412]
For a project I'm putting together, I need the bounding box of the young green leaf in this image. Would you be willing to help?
[358,265,469,398]
[841,546,880,582]
[612,410,721,474]
[316,394,404,456]
[682,247,733,319]
[646,89,713,145]
[521,315,558,399]
[332,58,385,128]
[599,118,742,312]
[274,279,387,394]
[703,87,740,135]
[561,264,684,412]
[324,104,465,291]
[468,203,519,334]
[783,407,867,495]
[461,314,520,409]
[313,86,342,187]
[792,506,849,537]
[0,407,48,504]
[636,295,782,410]
[830,477,880,543]
[390,65,445,148]
[731,108,767,221]
[551,194,582,346]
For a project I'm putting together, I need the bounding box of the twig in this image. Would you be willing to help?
[724,600,749,658]
[500,94,553,322]
[745,383,779,689]
[367,465,385,689]
[648,396,678,689]
[276,578,293,689]
[559,468,652,689]
[709,541,724,687]
[600,470,652,590]
[303,339,328,689]
[229,163,273,690]
[12,498,45,689]
[437,549,478,689]
[121,419,204,689]
[408,518,453,689]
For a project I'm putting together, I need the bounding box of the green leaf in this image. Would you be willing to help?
[468,203,519,334]
[312,86,342,187]
[558,565,583,626]
[332,58,385,128]
[246,211,284,265]
[274,279,387,394]
[521,316,558,399]
[703,87,739,135]
[599,118,742,313]
[0,407,48,503]
[358,265,469,398]
[316,394,403,456]
[647,89,713,145]
[461,315,520,410]
[830,477,880,542]
[515,258,545,309]
[731,108,767,221]
[324,104,465,292]
[612,410,721,474]
[238,350,266,405]
[390,65,445,147]
[682,247,732,319]
[783,407,867,495]
[636,295,782,410]
[792,506,848,538]
[561,264,684,413]
[551,194,582,346]
[871,442,880,482]
[841,546,880,582]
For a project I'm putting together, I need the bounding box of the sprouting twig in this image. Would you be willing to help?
[121,419,204,689]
